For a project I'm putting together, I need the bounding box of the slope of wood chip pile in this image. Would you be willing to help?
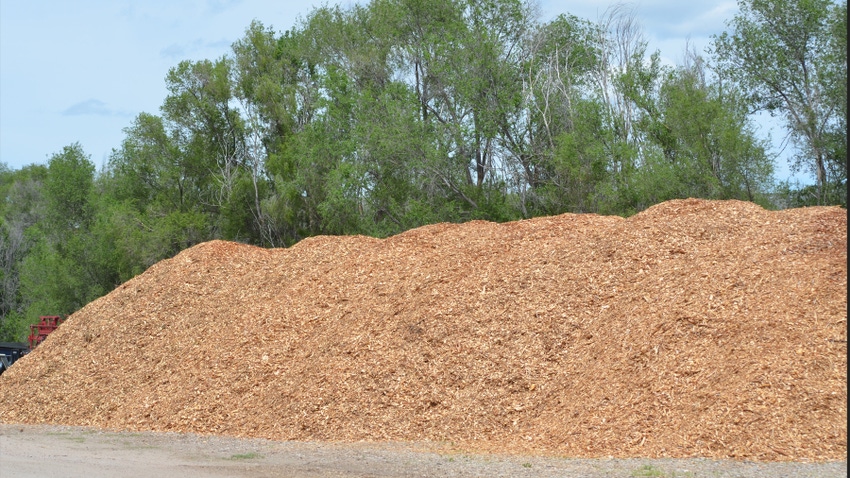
[0,199,845,461]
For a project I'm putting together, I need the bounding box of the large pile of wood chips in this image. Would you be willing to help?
[1,199,845,461]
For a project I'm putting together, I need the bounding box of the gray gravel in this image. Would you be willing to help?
[0,424,845,478]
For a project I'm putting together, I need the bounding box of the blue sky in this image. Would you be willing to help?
[0,0,805,183]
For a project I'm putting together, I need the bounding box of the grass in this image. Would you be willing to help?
[632,464,665,477]
[120,440,158,450]
[630,464,695,477]
[229,452,263,460]
[45,431,86,443]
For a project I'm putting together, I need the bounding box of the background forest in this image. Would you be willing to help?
[0,0,846,341]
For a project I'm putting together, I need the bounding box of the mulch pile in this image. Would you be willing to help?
[1,199,846,461]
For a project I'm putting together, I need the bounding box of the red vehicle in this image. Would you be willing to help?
[27,315,65,349]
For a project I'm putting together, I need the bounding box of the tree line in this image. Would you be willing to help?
[0,0,845,341]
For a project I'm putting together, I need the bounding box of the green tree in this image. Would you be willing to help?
[712,0,847,205]
[162,58,248,224]
[43,143,95,233]
[0,164,48,340]
[231,21,299,246]
[107,113,210,260]
[508,14,605,215]
[14,145,113,336]
[651,50,773,202]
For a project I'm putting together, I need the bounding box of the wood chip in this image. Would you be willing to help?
[0,199,845,461]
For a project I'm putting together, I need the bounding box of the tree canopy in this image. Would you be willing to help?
[713,0,847,205]
[0,0,845,340]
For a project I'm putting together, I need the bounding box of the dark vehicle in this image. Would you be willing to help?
[0,342,29,374]
[0,316,65,375]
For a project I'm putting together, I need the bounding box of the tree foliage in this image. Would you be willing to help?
[1,0,843,340]
[712,0,847,205]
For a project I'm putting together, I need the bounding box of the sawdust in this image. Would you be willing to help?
[0,199,845,461]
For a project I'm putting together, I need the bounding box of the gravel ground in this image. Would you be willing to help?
[0,424,845,478]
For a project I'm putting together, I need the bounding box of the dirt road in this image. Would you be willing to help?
[0,424,845,478]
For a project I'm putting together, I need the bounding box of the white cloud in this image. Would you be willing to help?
[644,1,738,39]
[159,38,233,59]
[206,0,243,15]
[62,99,132,117]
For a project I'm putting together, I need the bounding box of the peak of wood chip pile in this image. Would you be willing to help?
[1,199,846,461]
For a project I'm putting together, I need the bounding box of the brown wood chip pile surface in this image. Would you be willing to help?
[1,199,846,461]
